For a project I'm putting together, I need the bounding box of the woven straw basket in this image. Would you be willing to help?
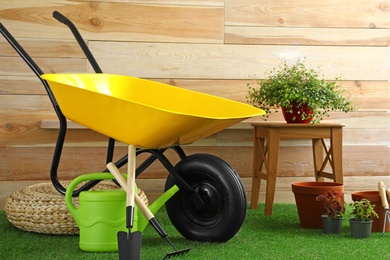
[4,181,148,235]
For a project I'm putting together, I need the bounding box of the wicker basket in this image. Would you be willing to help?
[4,181,148,235]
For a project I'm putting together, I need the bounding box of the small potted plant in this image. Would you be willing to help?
[316,191,345,234]
[246,59,355,124]
[348,199,379,238]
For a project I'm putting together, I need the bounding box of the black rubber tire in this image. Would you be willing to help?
[164,153,247,242]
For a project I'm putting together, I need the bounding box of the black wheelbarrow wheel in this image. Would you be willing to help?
[164,153,247,242]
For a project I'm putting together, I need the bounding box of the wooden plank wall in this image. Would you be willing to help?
[0,0,389,209]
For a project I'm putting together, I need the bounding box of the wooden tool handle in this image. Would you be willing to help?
[106,161,154,221]
[127,145,136,208]
[106,158,135,229]
[378,181,389,210]
[107,160,168,238]
[106,162,127,188]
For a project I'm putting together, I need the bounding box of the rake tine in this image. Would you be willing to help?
[382,211,390,237]
[163,247,191,260]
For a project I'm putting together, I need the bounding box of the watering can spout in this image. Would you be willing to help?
[135,185,179,232]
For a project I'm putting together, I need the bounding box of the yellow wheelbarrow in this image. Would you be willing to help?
[1,15,264,251]
[39,72,263,258]
[39,72,264,242]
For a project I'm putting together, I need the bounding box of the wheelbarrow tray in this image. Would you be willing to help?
[41,73,264,148]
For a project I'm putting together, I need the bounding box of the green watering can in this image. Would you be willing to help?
[65,172,179,252]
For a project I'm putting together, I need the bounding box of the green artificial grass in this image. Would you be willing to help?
[1,204,390,260]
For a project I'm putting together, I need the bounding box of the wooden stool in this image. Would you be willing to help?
[250,121,344,215]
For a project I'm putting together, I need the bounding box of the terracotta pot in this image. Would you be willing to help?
[350,219,373,238]
[351,191,390,233]
[292,182,344,229]
[281,101,313,124]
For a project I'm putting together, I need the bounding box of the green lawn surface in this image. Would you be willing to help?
[1,204,389,260]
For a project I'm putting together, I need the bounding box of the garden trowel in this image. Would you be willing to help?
[378,181,390,237]
[117,145,142,260]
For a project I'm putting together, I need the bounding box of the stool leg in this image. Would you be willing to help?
[251,137,264,209]
[264,129,279,216]
[312,139,324,182]
[331,127,343,183]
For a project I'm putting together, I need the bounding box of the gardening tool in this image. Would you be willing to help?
[378,181,390,236]
[116,145,142,260]
[378,181,390,237]
[107,162,190,259]
[384,187,390,201]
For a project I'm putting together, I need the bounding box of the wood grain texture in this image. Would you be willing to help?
[0,76,47,95]
[0,38,85,58]
[225,0,390,28]
[89,41,390,80]
[0,96,53,110]
[0,1,388,196]
[0,57,87,76]
[2,76,389,108]
[1,115,389,147]
[0,145,388,182]
[0,1,224,43]
[93,0,225,6]
[225,27,390,46]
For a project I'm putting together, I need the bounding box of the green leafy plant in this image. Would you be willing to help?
[246,59,355,124]
[316,191,346,219]
[348,199,379,221]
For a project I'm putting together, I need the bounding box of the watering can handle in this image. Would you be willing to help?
[65,173,118,223]
[378,181,389,210]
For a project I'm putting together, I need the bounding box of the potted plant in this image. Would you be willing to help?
[351,191,390,232]
[246,59,355,124]
[348,199,379,238]
[316,191,345,234]
[291,182,344,229]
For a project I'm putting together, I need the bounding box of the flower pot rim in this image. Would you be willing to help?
[351,191,381,203]
[292,182,344,194]
[322,214,343,219]
[351,190,378,196]
[292,181,343,187]
[349,218,373,223]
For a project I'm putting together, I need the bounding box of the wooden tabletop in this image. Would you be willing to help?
[250,120,345,128]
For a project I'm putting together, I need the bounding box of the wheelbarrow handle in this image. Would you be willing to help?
[52,11,103,74]
[53,11,70,25]
[378,181,389,210]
